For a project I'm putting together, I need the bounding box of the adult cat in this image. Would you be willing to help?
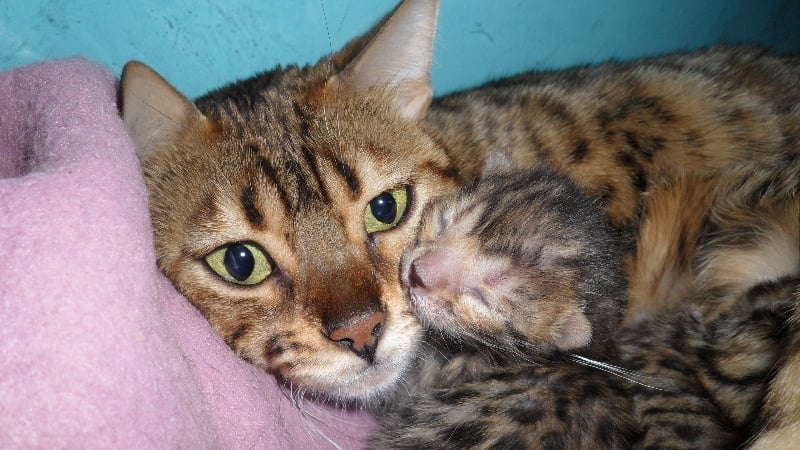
[119,1,800,443]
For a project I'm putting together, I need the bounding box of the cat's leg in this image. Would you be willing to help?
[623,176,715,324]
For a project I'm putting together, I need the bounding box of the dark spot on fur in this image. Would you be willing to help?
[635,95,674,123]
[622,130,665,160]
[623,130,641,151]
[596,418,622,447]
[540,431,568,450]
[569,140,590,163]
[632,169,649,193]
[673,424,704,442]
[616,150,638,169]
[648,135,666,152]
[536,95,575,124]
[685,129,704,147]
[578,381,604,398]
[554,398,570,420]
[598,184,616,206]
[722,108,747,124]
[596,109,612,127]
[507,399,546,424]
[228,324,251,347]
[434,388,478,405]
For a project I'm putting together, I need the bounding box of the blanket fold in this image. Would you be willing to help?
[0,58,372,449]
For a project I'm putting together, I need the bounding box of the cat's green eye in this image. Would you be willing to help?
[364,187,409,234]
[205,242,272,286]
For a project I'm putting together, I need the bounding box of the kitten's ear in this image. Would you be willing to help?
[119,61,205,161]
[333,0,439,121]
[553,312,593,352]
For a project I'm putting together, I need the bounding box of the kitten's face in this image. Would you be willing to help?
[120,0,454,403]
[401,166,626,356]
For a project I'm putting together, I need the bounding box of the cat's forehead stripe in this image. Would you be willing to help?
[240,186,264,227]
[257,156,292,213]
[332,157,360,197]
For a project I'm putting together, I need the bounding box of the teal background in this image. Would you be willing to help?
[1,1,799,98]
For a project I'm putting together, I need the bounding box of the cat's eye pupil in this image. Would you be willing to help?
[224,243,255,282]
[370,192,397,224]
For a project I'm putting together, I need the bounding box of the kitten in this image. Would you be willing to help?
[373,161,798,449]
[119,0,800,426]
[401,154,627,359]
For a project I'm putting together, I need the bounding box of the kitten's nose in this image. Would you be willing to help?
[328,310,385,363]
[407,249,454,290]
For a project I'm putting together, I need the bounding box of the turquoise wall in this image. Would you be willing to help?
[2,1,799,98]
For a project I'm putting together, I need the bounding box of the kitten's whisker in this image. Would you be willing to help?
[568,354,677,392]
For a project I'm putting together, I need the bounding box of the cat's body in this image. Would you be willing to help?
[374,280,797,449]
[119,0,800,444]
[373,162,798,449]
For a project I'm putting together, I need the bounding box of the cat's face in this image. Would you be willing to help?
[401,164,626,356]
[120,0,456,403]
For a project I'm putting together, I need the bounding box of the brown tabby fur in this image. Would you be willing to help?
[376,162,798,448]
[120,0,800,443]
[374,279,799,449]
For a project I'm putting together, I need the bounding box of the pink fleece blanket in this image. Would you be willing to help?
[0,58,373,449]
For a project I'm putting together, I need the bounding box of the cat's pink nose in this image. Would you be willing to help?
[328,310,385,363]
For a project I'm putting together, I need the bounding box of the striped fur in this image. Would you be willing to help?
[374,163,798,448]
[374,276,798,449]
[121,2,800,434]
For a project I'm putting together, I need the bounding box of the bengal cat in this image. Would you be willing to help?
[118,0,800,445]
[372,159,798,449]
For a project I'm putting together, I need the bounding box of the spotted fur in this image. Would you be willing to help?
[373,278,798,449]
[120,1,800,431]
[373,163,799,449]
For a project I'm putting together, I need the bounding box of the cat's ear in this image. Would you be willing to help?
[332,0,439,121]
[553,311,593,352]
[119,61,205,161]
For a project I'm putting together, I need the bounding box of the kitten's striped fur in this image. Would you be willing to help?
[375,163,798,448]
[120,0,800,443]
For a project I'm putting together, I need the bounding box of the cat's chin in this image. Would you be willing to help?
[276,316,424,406]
